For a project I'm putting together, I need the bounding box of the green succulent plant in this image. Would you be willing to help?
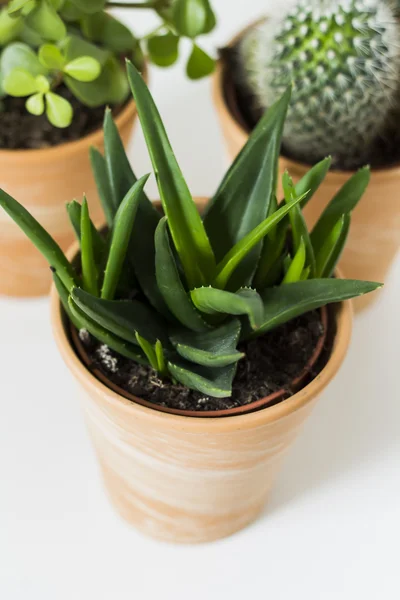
[0,61,381,398]
[0,0,216,127]
[236,0,400,169]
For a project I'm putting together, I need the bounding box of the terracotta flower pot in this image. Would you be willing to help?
[49,229,353,543]
[0,77,145,298]
[212,34,399,311]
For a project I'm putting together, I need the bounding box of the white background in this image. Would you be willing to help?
[1,1,399,598]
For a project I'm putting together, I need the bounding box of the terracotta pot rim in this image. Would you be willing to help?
[0,63,147,162]
[69,304,328,418]
[214,24,400,180]
[50,235,353,431]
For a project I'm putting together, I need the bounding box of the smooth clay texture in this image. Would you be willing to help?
[50,255,353,544]
[0,99,138,298]
[212,61,399,311]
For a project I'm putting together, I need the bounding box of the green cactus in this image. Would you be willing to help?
[237,0,400,169]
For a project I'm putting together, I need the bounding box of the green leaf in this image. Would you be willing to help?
[3,68,37,96]
[26,91,44,114]
[282,171,315,277]
[186,44,215,79]
[45,91,73,127]
[53,272,83,330]
[148,33,179,68]
[68,297,148,364]
[0,42,46,78]
[204,88,291,287]
[26,0,66,42]
[255,279,382,336]
[0,188,77,292]
[0,8,22,45]
[80,196,98,296]
[172,0,210,38]
[252,222,286,290]
[322,215,351,279]
[89,147,114,226]
[80,12,135,53]
[66,199,106,261]
[170,319,243,367]
[71,287,169,346]
[155,340,168,375]
[202,0,216,33]
[7,0,32,15]
[292,156,332,209]
[64,56,101,82]
[69,0,105,14]
[101,174,150,301]
[154,217,210,332]
[38,43,65,69]
[135,332,158,370]
[213,191,306,290]
[62,34,110,65]
[101,111,169,317]
[126,60,216,289]
[282,238,306,284]
[35,74,49,93]
[315,214,350,278]
[311,167,370,254]
[191,287,264,330]
[65,55,129,107]
[167,361,237,398]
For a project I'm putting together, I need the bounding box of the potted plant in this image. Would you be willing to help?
[212,0,400,311]
[0,62,380,543]
[0,0,216,297]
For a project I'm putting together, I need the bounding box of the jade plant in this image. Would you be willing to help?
[235,0,400,169]
[0,62,380,397]
[0,0,216,127]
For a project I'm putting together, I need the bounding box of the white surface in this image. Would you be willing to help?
[1,2,399,598]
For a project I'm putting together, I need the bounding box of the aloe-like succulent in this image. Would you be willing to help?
[236,0,400,169]
[0,0,216,128]
[0,62,380,398]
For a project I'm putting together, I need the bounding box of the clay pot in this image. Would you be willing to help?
[49,226,353,543]
[0,79,144,298]
[212,37,399,311]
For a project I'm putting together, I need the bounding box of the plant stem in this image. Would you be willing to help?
[106,1,165,8]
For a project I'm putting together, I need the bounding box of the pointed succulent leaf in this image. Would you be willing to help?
[191,287,264,330]
[252,222,286,289]
[204,87,291,273]
[68,297,148,364]
[170,318,244,367]
[155,340,168,376]
[155,217,210,331]
[311,166,370,254]
[53,273,82,330]
[0,188,77,292]
[127,60,216,289]
[315,215,347,278]
[255,279,382,336]
[101,174,149,301]
[80,196,98,296]
[167,360,237,398]
[89,147,114,226]
[282,238,306,284]
[212,191,305,289]
[66,200,106,261]
[282,171,316,276]
[72,287,169,346]
[135,333,158,370]
[286,156,332,209]
[321,214,351,278]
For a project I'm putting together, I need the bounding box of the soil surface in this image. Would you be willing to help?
[77,309,334,413]
[223,46,400,171]
[0,84,120,150]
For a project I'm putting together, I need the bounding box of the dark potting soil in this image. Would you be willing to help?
[77,309,334,413]
[222,46,400,171]
[0,84,121,150]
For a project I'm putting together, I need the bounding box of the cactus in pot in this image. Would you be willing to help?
[235,0,400,169]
